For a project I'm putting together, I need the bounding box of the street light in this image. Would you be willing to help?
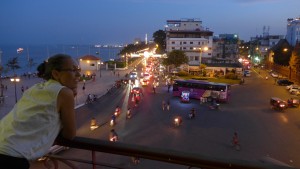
[10,77,20,103]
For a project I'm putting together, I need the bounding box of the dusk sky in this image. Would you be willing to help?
[1,0,299,45]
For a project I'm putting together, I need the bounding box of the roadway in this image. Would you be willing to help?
[32,67,300,169]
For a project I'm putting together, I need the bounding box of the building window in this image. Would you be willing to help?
[190,42,193,44]
[90,64,95,66]
[190,47,193,50]
[172,47,175,50]
[183,42,187,44]
[195,56,199,61]
[183,47,186,50]
[198,42,201,45]
[172,41,175,44]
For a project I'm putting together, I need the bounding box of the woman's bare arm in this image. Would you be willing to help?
[57,87,76,139]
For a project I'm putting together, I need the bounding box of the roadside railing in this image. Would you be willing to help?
[44,136,296,169]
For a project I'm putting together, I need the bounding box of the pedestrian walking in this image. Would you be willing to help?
[82,83,86,92]
[166,100,170,111]
[162,100,166,111]
[21,86,24,93]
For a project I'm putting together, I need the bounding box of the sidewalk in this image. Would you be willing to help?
[0,67,135,120]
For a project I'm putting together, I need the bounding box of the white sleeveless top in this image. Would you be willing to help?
[0,79,65,160]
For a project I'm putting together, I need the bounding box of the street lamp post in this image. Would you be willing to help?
[98,61,102,78]
[10,77,20,103]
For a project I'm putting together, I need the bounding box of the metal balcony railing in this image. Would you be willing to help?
[43,136,296,169]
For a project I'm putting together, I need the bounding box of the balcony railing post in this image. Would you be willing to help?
[92,150,96,169]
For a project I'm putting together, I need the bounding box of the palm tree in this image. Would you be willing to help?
[6,57,21,76]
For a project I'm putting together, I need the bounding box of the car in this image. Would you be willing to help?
[277,79,294,86]
[129,72,138,79]
[271,72,279,78]
[143,72,150,80]
[289,86,300,94]
[286,84,298,90]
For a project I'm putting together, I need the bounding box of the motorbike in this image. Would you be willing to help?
[114,108,121,116]
[110,135,118,142]
[232,133,241,151]
[126,110,132,119]
[90,118,99,131]
[174,117,182,127]
[188,112,195,119]
[188,108,196,119]
[287,97,300,108]
[110,119,116,126]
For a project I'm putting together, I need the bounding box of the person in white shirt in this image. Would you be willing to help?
[0,54,80,169]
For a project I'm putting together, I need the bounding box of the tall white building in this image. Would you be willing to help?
[165,18,213,67]
[286,17,300,46]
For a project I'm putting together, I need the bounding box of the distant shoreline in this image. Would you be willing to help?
[0,44,123,77]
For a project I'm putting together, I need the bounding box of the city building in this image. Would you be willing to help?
[286,17,300,47]
[165,18,213,71]
[212,34,240,63]
[249,26,284,63]
[79,55,100,75]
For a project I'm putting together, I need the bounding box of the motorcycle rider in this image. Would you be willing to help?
[110,129,118,142]
[189,108,196,119]
[111,114,116,126]
[162,100,166,111]
[115,106,121,116]
[174,116,182,126]
[126,108,132,119]
[232,132,240,150]
[90,117,98,130]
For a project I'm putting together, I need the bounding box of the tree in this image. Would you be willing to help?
[153,30,166,54]
[164,50,188,68]
[6,57,21,75]
[118,42,148,56]
[289,44,300,73]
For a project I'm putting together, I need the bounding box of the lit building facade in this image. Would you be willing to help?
[286,17,300,47]
[79,55,100,75]
[165,18,213,67]
[212,34,240,63]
